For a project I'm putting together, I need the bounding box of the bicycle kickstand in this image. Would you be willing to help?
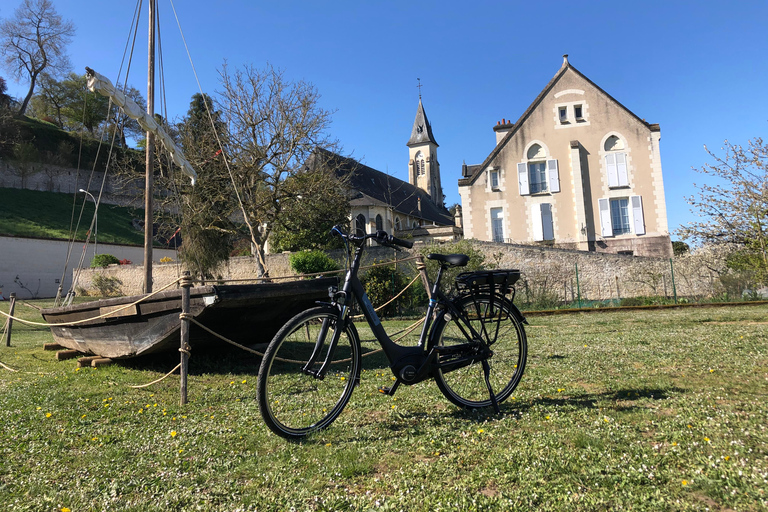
[482,360,501,414]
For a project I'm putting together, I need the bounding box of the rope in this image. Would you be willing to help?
[0,361,19,372]
[127,363,181,389]
[351,273,420,320]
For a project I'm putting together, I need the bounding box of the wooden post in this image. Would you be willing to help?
[5,292,16,347]
[180,272,191,406]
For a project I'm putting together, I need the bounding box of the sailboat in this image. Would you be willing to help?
[39,1,334,359]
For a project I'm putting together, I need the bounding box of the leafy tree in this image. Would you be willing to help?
[678,137,768,282]
[59,72,109,135]
[215,63,345,277]
[28,71,66,126]
[0,0,75,116]
[0,76,12,109]
[672,240,690,257]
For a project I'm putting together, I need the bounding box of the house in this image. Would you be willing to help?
[308,99,460,244]
[458,55,672,258]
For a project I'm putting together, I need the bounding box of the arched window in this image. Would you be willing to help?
[604,135,628,187]
[355,214,366,237]
[518,143,559,196]
[375,214,383,231]
[415,151,426,176]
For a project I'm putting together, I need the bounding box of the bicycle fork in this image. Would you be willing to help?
[301,306,348,380]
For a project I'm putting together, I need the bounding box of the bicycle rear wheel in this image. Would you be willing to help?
[258,306,361,439]
[431,294,527,409]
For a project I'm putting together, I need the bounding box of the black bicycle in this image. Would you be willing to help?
[257,227,528,439]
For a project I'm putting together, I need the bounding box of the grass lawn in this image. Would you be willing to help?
[0,188,144,245]
[1,301,766,511]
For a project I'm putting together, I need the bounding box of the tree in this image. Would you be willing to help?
[216,63,344,277]
[0,0,75,116]
[0,76,11,109]
[58,72,109,135]
[678,137,768,282]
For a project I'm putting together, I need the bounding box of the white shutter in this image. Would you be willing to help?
[606,154,618,188]
[631,195,645,235]
[531,204,543,241]
[598,198,612,237]
[541,203,554,240]
[616,152,628,187]
[547,159,560,193]
[517,162,529,195]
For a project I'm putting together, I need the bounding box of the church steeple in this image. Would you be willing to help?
[407,96,443,207]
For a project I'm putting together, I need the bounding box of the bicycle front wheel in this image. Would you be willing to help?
[431,294,527,409]
[257,306,361,439]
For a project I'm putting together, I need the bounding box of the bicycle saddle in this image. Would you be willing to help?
[426,253,469,267]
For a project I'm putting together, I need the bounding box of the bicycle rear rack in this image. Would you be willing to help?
[455,269,520,302]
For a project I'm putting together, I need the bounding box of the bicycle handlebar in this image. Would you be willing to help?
[331,226,413,249]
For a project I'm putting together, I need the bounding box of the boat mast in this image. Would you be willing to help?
[143,0,156,293]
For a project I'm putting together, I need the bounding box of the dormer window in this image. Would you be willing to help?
[574,104,583,120]
[558,107,568,124]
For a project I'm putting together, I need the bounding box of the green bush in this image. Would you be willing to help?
[419,240,487,295]
[90,254,120,268]
[289,250,339,277]
[361,263,413,318]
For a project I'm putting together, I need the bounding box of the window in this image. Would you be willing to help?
[395,217,401,231]
[518,144,560,195]
[355,214,366,237]
[604,135,629,187]
[491,208,504,243]
[375,214,383,232]
[415,151,426,176]
[610,198,631,235]
[490,169,499,190]
[574,104,583,120]
[532,203,554,241]
[598,196,645,237]
[559,106,568,123]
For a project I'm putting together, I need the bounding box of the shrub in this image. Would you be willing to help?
[419,240,487,294]
[92,274,123,297]
[90,254,120,268]
[118,258,132,265]
[361,263,413,318]
[289,250,339,277]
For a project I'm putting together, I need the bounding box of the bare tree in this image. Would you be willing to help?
[216,63,340,277]
[0,0,75,116]
[677,137,768,281]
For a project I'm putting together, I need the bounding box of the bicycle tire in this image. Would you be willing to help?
[431,293,527,409]
[257,306,361,439]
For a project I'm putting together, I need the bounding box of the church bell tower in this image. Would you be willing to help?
[407,96,443,207]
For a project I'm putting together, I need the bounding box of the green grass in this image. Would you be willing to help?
[1,301,767,510]
[0,188,144,245]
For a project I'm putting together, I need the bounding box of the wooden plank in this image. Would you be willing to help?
[77,356,102,367]
[91,358,113,367]
[99,304,139,319]
[56,350,81,360]
[43,343,65,351]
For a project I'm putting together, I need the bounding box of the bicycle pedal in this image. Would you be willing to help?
[378,379,401,396]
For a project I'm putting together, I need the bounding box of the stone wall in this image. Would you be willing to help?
[75,240,721,301]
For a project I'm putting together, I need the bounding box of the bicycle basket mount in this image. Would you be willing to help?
[455,269,521,299]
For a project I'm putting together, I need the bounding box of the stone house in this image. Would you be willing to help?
[458,55,672,257]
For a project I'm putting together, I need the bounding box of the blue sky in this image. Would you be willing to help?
[2,0,767,237]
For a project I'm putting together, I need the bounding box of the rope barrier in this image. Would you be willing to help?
[127,363,181,389]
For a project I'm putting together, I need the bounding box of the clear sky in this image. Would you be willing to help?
[2,0,767,238]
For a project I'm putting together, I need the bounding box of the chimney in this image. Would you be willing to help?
[454,204,463,230]
[493,118,514,145]
[417,197,422,214]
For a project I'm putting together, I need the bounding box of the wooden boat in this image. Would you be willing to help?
[40,278,336,359]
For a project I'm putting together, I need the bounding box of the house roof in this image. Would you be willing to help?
[458,55,660,187]
[310,148,453,226]
[406,98,439,148]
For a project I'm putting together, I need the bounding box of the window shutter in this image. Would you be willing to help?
[547,159,560,193]
[616,152,628,187]
[606,154,618,188]
[541,203,554,240]
[598,198,612,237]
[631,195,645,235]
[517,162,529,195]
[531,204,543,241]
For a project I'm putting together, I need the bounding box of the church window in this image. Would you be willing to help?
[415,151,426,176]
[375,214,383,231]
[355,214,366,237]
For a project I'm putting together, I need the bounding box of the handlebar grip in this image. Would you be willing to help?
[389,236,413,249]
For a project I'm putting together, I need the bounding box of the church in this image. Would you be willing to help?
[312,98,460,243]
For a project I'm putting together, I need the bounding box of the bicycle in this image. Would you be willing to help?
[257,226,528,439]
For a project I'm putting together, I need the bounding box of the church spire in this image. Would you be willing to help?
[407,98,438,147]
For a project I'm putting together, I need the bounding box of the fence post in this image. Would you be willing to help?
[669,258,678,304]
[615,275,621,304]
[180,272,191,406]
[4,293,16,347]
[575,263,582,308]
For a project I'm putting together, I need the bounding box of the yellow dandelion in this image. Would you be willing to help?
[682,480,688,486]
[179,449,184,453]
[230,381,235,385]
[672,442,677,446]
[724,456,730,461]
[477,429,484,434]
[242,380,247,384]
[704,437,710,442]
[36,406,41,410]
[545,415,550,420]
[583,344,587,348]
[81,414,86,419]
[325,443,332,447]
[92,437,98,441]
[171,431,177,437]
[61,508,71,512]
[45,412,52,418]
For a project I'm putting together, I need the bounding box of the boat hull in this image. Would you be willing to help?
[40,279,336,359]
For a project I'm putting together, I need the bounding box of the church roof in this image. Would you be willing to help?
[309,148,453,227]
[406,99,439,148]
